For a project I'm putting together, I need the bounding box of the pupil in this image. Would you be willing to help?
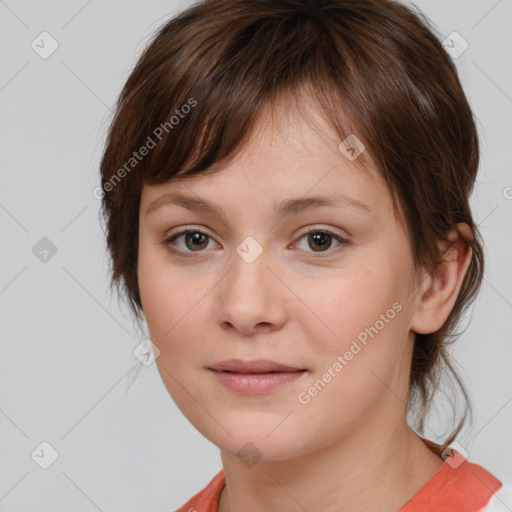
[186,232,207,250]
[310,232,331,251]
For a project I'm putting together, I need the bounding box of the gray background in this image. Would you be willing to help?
[1,0,511,510]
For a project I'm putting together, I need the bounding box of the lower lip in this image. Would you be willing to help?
[209,369,307,394]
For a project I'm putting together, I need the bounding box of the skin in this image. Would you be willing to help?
[137,101,473,512]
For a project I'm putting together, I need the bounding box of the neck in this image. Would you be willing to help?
[218,419,443,512]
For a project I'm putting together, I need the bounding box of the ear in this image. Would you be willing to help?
[410,223,473,335]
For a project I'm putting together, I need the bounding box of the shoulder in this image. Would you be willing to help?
[479,482,512,511]
[398,451,505,512]
[175,469,225,512]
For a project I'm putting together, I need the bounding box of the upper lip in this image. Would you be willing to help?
[208,359,306,373]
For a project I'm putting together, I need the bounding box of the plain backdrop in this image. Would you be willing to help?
[1,0,511,510]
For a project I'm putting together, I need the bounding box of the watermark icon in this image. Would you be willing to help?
[32,237,58,263]
[441,442,468,469]
[93,97,198,200]
[297,301,403,405]
[31,441,59,469]
[503,186,512,200]
[31,31,59,59]
[236,236,264,264]
[442,32,469,59]
[133,338,160,366]
[236,441,263,468]
[338,134,365,161]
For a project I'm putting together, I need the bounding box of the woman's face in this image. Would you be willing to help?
[138,106,423,461]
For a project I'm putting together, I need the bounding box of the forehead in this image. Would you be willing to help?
[220,96,378,175]
[140,100,395,224]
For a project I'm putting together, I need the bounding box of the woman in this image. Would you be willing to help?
[99,0,510,510]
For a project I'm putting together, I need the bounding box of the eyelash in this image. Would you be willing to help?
[161,226,349,258]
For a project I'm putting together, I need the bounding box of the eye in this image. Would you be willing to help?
[162,226,349,257]
[163,229,218,255]
[294,227,349,256]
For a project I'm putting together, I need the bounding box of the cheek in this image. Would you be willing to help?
[313,265,398,338]
[137,247,215,371]
[138,253,212,417]
[293,281,410,434]
[138,243,190,337]
[137,258,171,337]
[304,253,413,385]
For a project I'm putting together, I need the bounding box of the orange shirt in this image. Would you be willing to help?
[176,453,502,512]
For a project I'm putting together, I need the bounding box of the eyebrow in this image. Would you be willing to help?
[145,192,373,219]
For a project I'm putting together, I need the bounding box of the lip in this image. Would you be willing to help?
[207,359,308,394]
[208,358,305,373]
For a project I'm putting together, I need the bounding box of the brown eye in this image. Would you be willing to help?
[163,229,215,254]
[183,231,209,251]
[295,228,349,257]
[307,232,333,251]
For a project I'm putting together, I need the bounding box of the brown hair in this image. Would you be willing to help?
[99,0,484,454]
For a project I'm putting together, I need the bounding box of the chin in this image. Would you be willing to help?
[200,420,308,463]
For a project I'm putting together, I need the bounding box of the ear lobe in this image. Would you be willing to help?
[410,223,473,335]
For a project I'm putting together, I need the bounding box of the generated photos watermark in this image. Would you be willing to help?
[297,301,403,405]
[93,97,197,200]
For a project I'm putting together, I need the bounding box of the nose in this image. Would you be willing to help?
[215,246,287,336]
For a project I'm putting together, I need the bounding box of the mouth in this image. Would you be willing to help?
[207,359,308,394]
[208,358,307,373]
